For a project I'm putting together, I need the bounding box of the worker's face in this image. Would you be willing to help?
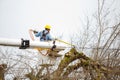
[46,28,50,31]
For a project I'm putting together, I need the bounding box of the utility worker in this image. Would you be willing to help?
[29,24,54,41]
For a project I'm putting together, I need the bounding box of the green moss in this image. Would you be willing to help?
[81,59,90,66]
[60,57,70,66]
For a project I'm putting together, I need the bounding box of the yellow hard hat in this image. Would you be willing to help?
[44,24,51,29]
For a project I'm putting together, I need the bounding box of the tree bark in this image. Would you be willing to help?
[0,64,7,80]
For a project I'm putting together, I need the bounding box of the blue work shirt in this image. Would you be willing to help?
[35,30,53,41]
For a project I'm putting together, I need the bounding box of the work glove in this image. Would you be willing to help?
[33,30,38,34]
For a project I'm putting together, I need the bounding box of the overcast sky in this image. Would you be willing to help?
[0,0,119,41]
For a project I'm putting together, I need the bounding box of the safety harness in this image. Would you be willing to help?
[40,30,49,41]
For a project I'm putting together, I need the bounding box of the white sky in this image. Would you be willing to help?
[0,0,119,41]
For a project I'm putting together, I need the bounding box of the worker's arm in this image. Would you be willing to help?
[46,33,55,41]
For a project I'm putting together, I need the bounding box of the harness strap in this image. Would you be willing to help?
[40,30,49,41]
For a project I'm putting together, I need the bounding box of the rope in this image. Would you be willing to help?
[56,39,75,47]
[29,29,35,41]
